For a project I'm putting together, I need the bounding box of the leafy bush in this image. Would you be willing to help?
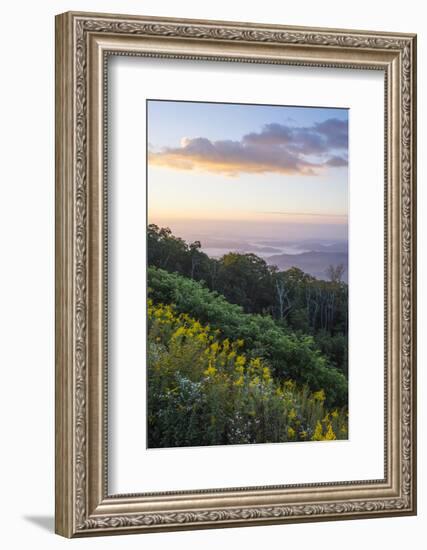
[314,330,348,376]
[147,300,348,448]
[148,267,348,407]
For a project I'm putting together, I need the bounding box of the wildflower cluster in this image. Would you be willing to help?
[147,300,348,448]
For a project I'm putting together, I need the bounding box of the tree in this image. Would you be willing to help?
[216,253,274,313]
[273,272,292,320]
[189,240,202,279]
[325,263,346,284]
[147,224,188,272]
[147,224,211,281]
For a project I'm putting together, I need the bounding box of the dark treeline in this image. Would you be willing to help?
[148,224,348,375]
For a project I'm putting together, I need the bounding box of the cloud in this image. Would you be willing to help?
[324,155,348,167]
[242,118,348,155]
[148,118,348,176]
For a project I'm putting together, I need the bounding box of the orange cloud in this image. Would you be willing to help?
[148,119,348,176]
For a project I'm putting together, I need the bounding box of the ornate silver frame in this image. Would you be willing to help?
[55,11,417,537]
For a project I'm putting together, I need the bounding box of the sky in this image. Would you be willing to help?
[147,100,348,248]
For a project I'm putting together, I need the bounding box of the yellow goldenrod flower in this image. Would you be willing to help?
[313,389,326,402]
[235,355,246,368]
[284,380,295,391]
[324,423,336,440]
[312,421,324,441]
[210,342,219,354]
[234,376,244,387]
[262,366,271,382]
[204,365,217,377]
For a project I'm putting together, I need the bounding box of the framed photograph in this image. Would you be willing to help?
[55,11,417,537]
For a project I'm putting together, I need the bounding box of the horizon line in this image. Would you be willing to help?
[148,214,348,225]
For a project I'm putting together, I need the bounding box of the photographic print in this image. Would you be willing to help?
[147,100,349,449]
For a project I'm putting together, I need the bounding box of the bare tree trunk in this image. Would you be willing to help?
[275,278,292,320]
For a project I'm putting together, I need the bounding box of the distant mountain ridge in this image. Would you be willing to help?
[266,250,348,282]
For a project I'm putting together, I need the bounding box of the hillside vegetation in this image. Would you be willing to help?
[148,299,347,447]
[148,267,347,408]
[147,225,349,447]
